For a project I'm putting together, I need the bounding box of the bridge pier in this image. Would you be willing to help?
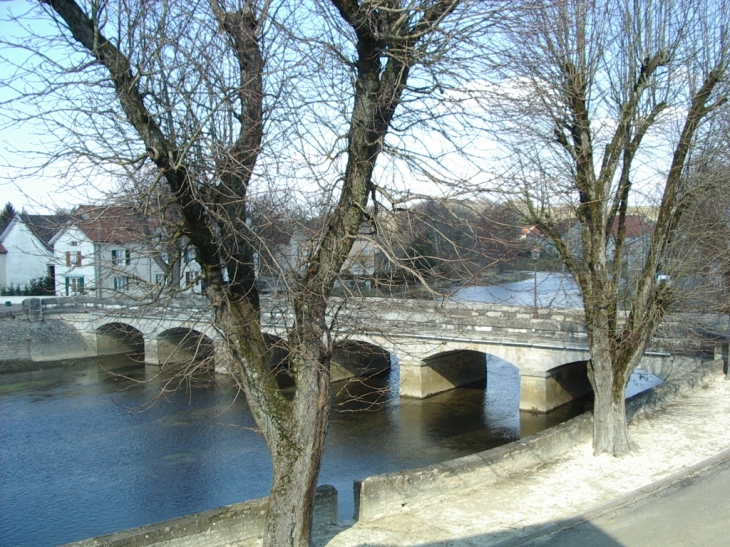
[214,343,235,374]
[143,336,161,366]
[399,351,486,398]
[519,361,592,413]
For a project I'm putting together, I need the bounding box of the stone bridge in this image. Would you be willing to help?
[32,296,724,413]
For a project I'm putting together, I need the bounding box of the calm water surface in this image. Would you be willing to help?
[0,354,654,547]
[452,272,584,308]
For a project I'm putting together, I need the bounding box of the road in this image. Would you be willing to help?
[520,453,730,547]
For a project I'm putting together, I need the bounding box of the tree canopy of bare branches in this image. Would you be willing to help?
[0,0,476,544]
[475,0,729,455]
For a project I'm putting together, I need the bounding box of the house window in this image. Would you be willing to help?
[155,273,165,284]
[64,277,84,296]
[70,241,79,247]
[63,250,82,267]
[114,277,129,291]
[185,271,201,286]
[112,249,131,266]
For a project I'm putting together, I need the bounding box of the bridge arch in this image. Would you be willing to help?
[331,340,391,382]
[391,338,594,413]
[94,322,145,357]
[149,327,215,372]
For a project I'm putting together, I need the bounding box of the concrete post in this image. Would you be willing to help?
[26,298,42,322]
[714,341,728,376]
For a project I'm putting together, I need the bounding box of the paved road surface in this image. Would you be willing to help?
[520,454,730,547]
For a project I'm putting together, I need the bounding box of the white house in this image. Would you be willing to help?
[0,213,69,291]
[50,206,167,297]
[179,243,205,295]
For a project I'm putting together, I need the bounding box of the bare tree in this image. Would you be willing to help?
[670,148,730,315]
[1,0,473,544]
[475,0,729,455]
[0,202,16,232]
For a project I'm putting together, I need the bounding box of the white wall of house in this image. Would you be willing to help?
[0,218,54,290]
[52,226,168,297]
[343,237,377,276]
[96,242,166,296]
[51,226,96,296]
[179,248,204,294]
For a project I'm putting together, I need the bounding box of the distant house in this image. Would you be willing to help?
[608,215,653,272]
[342,223,379,278]
[252,218,379,290]
[49,206,166,297]
[523,219,581,257]
[0,213,69,291]
[524,215,653,270]
[179,243,205,295]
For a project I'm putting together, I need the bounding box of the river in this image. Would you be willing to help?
[0,351,614,547]
[451,271,583,308]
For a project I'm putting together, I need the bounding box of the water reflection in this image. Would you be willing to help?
[0,354,653,547]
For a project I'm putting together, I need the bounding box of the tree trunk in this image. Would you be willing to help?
[588,355,636,456]
[263,373,330,547]
[220,297,332,547]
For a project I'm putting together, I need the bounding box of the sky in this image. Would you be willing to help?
[0,1,97,213]
[0,0,695,217]
[0,0,455,215]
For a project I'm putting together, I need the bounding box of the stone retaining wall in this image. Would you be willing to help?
[354,359,724,521]
[60,485,338,547]
[0,314,94,371]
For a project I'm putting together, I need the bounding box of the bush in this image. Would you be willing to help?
[0,276,54,297]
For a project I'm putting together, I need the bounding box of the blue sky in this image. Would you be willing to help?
[0,0,106,213]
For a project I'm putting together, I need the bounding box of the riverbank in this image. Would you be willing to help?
[315,363,730,547]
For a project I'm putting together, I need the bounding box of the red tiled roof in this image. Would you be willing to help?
[70,206,154,244]
[526,215,652,239]
[524,219,577,237]
[0,243,6,253]
[611,215,651,238]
